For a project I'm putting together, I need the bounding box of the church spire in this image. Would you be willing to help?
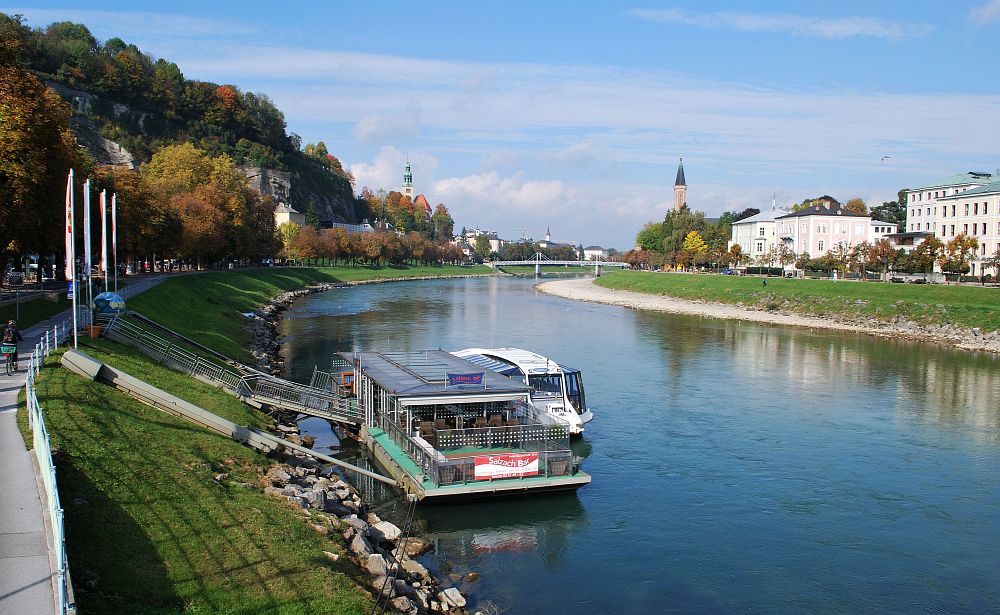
[672,156,687,211]
[402,159,414,199]
[674,156,686,187]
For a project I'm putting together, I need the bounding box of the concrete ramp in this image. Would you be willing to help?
[60,349,395,486]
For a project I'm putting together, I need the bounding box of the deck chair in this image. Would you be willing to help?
[419,421,434,439]
[489,414,503,427]
[435,418,447,431]
[474,417,488,429]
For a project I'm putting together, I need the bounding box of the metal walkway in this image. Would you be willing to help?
[101,315,363,425]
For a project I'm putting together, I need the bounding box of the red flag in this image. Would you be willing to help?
[65,169,75,281]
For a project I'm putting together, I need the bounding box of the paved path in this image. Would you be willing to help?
[0,317,67,615]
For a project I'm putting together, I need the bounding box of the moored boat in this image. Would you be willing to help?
[451,348,594,435]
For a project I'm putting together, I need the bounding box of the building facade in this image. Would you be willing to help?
[903,171,1000,275]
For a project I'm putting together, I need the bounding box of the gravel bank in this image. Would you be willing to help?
[536,277,1000,354]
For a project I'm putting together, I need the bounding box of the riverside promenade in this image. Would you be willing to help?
[0,314,71,615]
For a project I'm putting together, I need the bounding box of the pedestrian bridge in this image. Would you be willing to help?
[490,252,629,275]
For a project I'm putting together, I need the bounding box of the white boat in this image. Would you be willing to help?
[451,348,594,435]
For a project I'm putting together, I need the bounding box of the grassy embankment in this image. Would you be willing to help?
[0,293,72,329]
[18,265,489,613]
[596,270,1000,331]
[19,338,372,614]
[127,264,491,362]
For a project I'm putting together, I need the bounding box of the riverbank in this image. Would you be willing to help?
[537,276,1000,353]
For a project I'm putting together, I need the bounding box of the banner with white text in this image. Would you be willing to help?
[474,453,539,480]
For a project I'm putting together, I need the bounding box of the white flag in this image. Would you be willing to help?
[83,179,91,276]
[65,169,74,282]
[111,193,117,269]
[100,190,108,275]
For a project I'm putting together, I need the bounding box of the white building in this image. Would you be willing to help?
[728,209,789,261]
[583,246,608,260]
[903,170,1000,275]
[730,203,897,268]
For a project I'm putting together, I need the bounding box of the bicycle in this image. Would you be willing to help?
[1,344,15,376]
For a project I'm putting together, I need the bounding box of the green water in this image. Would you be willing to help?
[280,276,1000,614]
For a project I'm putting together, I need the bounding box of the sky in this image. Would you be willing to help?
[9,1,1000,248]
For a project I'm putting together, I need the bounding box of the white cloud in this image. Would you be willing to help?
[353,103,423,143]
[970,1,1000,23]
[543,143,596,167]
[434,171,570,213]
[348,146,438,194]
[627,8,933,40]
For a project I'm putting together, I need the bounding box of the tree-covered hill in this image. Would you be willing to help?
[2,13,367,225]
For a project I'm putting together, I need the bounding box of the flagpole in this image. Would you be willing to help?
[100,190,108,293]
[66,169,77,349]
[112,193,118,293]
[83,179,92,313]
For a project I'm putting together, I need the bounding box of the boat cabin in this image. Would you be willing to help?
[340,350,590,499]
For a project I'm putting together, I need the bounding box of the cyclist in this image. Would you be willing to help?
[3,320,22,372]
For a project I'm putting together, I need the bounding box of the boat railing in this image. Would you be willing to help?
[369,409,441,481]
[434,450,575,486]
[435,423,569,454]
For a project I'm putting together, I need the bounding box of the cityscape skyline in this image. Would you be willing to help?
[9,1,1000,248]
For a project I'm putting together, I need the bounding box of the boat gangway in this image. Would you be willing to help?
[490,252,629,275]
[101,314,363,425]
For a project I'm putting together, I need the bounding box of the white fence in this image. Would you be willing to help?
[24,309,89,615]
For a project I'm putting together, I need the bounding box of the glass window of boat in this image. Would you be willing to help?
[564,369,586,413]
[528,374,562,398]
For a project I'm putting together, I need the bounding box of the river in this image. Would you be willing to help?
[277,275,1000,614]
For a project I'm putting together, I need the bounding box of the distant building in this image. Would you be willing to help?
[583,246,608,260]
[401,162,433,221]
[673,157,687,211]
[274,203,305,228]
[462,228,503,253]
[900,170,1000,276]
[728,209,790,261]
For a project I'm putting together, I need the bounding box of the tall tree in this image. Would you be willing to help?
[844,197,868,215]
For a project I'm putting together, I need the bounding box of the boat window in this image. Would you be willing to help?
[528,374,562,397]
[565,371,586,414]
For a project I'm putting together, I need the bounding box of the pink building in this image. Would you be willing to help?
[776,202,871,258]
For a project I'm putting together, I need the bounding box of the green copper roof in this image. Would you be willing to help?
[916,171,993,190]
[940,179,1000,198]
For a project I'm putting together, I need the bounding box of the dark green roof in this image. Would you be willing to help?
[674,158,685,186]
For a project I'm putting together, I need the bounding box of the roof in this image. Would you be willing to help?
[275,203,300,214]
[413,194,432,212]
[870,219,897,226]
[583,245,605,251]
[674,158,686,186]
[913,171,994,190]
[777,203,867,219]
[341,350,531,398]
[938,179,1000,199]
[733,209,790,224]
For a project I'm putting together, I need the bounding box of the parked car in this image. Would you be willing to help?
[721,268,736,275]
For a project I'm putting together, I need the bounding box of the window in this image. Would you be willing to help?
[818,240,825,252]
[951,224,955,236]
[756,241,765,253]
[942,207,947,218]
[974,203,979,215]
[934,191,939,198]
[965,204,970,215]
[982,223,987,235]
[817,223,827,233]
[942,225,947,235]
[934,207,937,215]
[983,244,988,256]
[985,203,989,215]
[952,204,956,216]
[926,223,930,230]
[963,224,968,234]
[926,208,930,215]
[759,227,765,236]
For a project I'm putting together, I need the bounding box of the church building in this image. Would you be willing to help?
[402,161,432,219]
[673,157,687,211]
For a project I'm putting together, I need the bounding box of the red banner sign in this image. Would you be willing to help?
[474,453,539,480]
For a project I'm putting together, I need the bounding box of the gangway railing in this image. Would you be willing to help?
[102,315,362,425]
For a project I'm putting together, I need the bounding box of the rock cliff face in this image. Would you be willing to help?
[46,80,365,225]
[46,81,137,168]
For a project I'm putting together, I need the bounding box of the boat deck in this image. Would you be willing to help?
[365,427,590,500]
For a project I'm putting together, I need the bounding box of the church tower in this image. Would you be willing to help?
[673,157,687,211]
[402,160,414,200]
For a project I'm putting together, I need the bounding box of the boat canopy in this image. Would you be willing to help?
[455,352,523,378]
[339,350,531,399]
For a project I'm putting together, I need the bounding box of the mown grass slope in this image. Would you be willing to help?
[596,271,1000,331]
[20,339,372,614]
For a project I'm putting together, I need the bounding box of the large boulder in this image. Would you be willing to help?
[365,554,390,577]
[368,521,402,543]
[438,587,466,609]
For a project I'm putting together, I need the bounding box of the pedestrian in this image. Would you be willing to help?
[3,320,23,371]
[762,278,767,287]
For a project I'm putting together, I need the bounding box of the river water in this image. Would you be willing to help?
[278,276,1000,614]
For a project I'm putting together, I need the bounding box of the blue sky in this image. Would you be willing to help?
[9,1,1000,248]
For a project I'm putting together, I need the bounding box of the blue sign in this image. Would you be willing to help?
[67,281,74,300]
[448,372,484,386]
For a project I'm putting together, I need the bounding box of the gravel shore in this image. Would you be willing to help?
[536,277,1000,354]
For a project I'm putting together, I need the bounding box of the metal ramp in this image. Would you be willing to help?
[101,314,363,425]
